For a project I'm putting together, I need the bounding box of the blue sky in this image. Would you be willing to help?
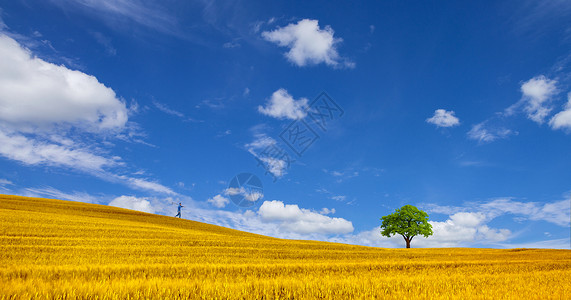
[0,0,569,248]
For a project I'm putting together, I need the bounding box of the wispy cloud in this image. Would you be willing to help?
[90,31,117,56]
[322,168,359,182]
[153,100,185,118]
[467,121,516,144]
[0,178,13,186]
[424,197,571,227]
[24,186,103,204]
[48,0,179,37]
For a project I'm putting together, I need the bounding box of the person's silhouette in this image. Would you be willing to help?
[175,202,184,218]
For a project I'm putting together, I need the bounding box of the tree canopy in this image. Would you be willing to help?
[380,205,433,248]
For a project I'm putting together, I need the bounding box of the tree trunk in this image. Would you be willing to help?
[403,236,411,248]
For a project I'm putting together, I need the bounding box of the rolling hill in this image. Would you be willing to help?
[1,194,569,299]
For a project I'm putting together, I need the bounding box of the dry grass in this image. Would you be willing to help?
[1,194,569,299]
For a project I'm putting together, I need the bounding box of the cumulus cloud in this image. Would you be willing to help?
[0,33,174,196]
[520,76,558,123]
[550,92,571,131]
[258,200,353,235]
[426,109,460,127]
[467,122,515,143]
[184,200,354,240]
[261,19,353,68]
[108,195,156,213]
[207,194,230,208]
[417,212,511,247]
[0,34,128,132]
[506,75,558,124]
[258,88,308,120]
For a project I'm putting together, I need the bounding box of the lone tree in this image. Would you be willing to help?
[380,205,433,248]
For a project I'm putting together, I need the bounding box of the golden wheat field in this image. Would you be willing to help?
[0,194,570,299]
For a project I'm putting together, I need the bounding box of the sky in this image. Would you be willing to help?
[0,0,570,249]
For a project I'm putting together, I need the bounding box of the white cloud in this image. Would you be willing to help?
[0,33,125,172]
[119,176,177,195]
[319,207,336,214]
[331,195,347,202]
[426,197,570,227]
[449,212,486,227]
[184,200,353,240]
[0,33,177,196]
[24,186,101,204]
[478,198,570,227]
[258,88,308,120]
[496,238,570,249]
[0,129,118,171]
[0,178,13,186]
[153,100,185,118]
[244,132,289,178]
[550,92,571,130]
[0,34,128,132]
[223,41,240,48]
[508,75,558,124]
[256,156,288,177]
[245,133,276,150]
[108,195,155,213]
[261,19,353,68]
[48,0,177,36]
[223,187,263,202]
[419,212,510,247]
[91,31,116,56]
[467,122,515,143]
[207,194,230,208]
[258,200,353,235]
[426,109,460,127]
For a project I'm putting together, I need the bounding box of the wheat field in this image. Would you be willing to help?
[0,194,569,299]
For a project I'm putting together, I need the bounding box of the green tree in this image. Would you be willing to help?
[380,205,433,248]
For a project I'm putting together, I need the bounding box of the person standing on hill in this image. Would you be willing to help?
[175,202,184,218]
